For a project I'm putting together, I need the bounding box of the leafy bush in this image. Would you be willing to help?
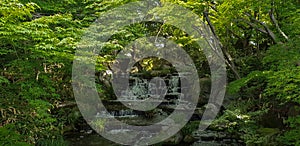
[36,136,69,146]
[0,124,32,146]
[278,116,300,145]
[225,38,300,145]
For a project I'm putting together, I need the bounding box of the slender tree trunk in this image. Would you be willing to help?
[203,10,241,79]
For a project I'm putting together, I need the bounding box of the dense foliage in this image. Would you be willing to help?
[0,0,299,145]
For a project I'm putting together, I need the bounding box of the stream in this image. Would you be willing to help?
[64,101,244,146]
[65,73,244,145]
[64,123,244,146]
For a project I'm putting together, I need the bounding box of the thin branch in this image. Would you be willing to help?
[202,10,241,79]
[244,12,278,44]
[235,18,268,34]
[203,11,218,41]
[210,5,218,12]
[226,28,242,40]
[56,101,77,108]
[154,21,165,43]
[36,70,40,81]
[12,45,19,60]
[269,8,289,41]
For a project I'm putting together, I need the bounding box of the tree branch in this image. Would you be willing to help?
[244,12,278,44]
[226,28,242,40]
[203,10,241,79]
[235,18,268,34]
[269,8,289,41]
[56,101,77,109]
[203,11,218,40]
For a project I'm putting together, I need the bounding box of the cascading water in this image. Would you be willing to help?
[95,109,140,118]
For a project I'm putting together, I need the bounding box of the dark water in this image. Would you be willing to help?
[65,132,192,146]
[65,133,121,146]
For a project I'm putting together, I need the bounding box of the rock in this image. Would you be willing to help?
[202,103,219,121]
[161,118,176,132]
[163,132,183,145]
[198,78,211,105]
[192,140,222,146]
[193,130,218,141]
[199,78,211,94]
[217,132,227,139]
[183,135,197,143]
[62,125,75,134]
[201,133,218,141]
[193,108,204,117]
[86,129,93,134]
[198,95,209,106]
[223,138,232,144]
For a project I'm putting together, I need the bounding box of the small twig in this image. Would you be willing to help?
[154,21,165,43]
[13,45,19,59]
[56,101,77,108]
[36,70,40,81]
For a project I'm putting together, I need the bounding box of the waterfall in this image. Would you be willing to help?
[169,76,179,93]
